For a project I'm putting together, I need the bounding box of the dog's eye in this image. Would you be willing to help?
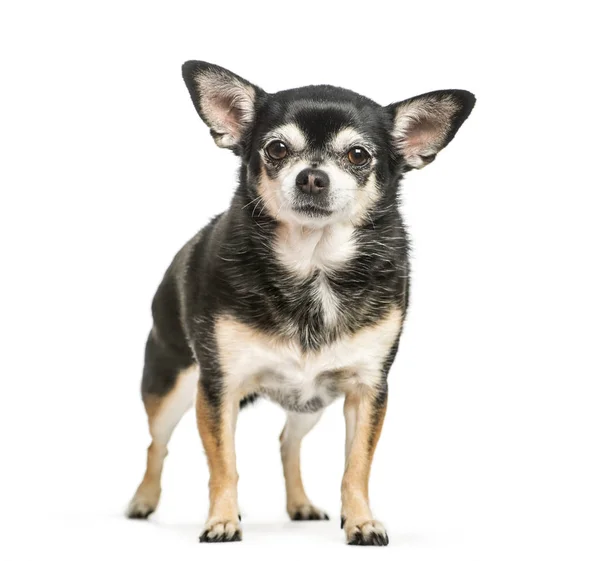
[265,140,288,160]
[347,146,371,166]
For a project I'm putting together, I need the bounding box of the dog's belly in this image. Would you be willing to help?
[215,307,403,412]
[258,366,346,413]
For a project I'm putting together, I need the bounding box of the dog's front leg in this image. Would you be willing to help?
[196,373,241,542]
[341,384,389,546]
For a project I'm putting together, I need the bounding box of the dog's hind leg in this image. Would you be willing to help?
[280,411,329,521]
[127,331,198,519]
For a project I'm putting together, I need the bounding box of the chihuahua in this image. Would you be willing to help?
[126,61,475,546]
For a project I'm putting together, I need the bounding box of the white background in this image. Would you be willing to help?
[1,1,599,559]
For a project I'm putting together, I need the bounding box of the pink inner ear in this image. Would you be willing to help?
[209,94,244,136]
[393,96,459,166]
[195,71,256,146]
[402,120,442,158]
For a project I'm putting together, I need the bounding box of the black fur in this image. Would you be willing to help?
[348,529,389,546]
[199,529,242,543]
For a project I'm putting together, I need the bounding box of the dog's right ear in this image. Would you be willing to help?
[182,61,264,151]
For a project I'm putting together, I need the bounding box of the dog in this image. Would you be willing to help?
[126,61,475,546]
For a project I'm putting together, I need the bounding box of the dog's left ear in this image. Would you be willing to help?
[182,61,265,151]
[387,90,475,169]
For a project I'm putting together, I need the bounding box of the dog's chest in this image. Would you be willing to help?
[216,308,402,412]
[273,223,357,327]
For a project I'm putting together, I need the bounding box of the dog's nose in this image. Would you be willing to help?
[295,168,330,195]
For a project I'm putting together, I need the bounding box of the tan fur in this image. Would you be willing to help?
[280,412,327,519]
[256,166,285,219]
[349,173,381,226]
[196,383,241,539]
[138,395,168,505]
[215,307,403,402]
[127,366,198,517]
[341,389,388,542]
[281,433,310,513]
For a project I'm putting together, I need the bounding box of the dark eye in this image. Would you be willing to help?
[347,146,371,166]
[265,140,288,160]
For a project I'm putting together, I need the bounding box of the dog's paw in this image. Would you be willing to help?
[126,497,156,520]
[199,520,242,543]
[126,484,160,520]
[288,504,330,521]
[344,519,389,546]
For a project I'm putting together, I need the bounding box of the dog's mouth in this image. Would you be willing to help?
[293,204,334,217]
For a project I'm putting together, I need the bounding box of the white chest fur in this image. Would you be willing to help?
[274,222,357,278]
[274,222,357,329]
[215,308,402,412]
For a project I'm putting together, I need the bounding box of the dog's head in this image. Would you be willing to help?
[182,61,475,227]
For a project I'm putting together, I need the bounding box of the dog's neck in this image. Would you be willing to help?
[273,221,357,279]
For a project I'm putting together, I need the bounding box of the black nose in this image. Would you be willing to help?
[295,168,330,195]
